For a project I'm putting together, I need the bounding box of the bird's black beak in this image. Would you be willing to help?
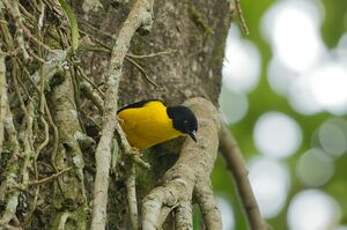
[189,130,197,142]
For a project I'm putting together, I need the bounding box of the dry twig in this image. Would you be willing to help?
[125,56,159,88]
[80,81,104,113]
[29,167,72,186]
[230,0,249,35]
[127,49,177,59]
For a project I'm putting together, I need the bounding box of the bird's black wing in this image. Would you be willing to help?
[117,99,166,113]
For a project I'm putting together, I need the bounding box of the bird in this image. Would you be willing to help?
[117,99,198,150]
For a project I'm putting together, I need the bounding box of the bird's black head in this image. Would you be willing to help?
[167,105,198,142]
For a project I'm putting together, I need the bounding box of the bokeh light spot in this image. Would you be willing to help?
[296,148,334,187]
[248,157,290,218]
[267,57,298,97]
[262,1,325,72]
[336,33,347,64]
[217,197,235,230]
[219,86,249,124]
[309,63,347,115]
[222,25,261,93]
[254,112,302,158]
[288,74,322,115]
[287,190,341,230]
[318,118,347,157]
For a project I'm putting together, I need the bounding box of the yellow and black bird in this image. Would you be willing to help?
[117,99,198,150]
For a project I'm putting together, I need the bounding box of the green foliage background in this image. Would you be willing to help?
[210,0,347,229]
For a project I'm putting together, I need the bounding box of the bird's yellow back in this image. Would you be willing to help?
[117,101,182,150]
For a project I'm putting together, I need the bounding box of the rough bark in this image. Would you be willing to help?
[0,0,230,229]
[74,0,228,105]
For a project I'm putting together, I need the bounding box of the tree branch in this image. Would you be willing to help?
[194,179,221,229]
[80,81,104,113]
[126,162,139,230]
[142,97,222,230]
[90,0,154,229]
[0,53,7,156]
[0,101,21,227]
[219,124,266,230]
[50,71,88,230]
[175,202,193,229]
[0,60,35,227]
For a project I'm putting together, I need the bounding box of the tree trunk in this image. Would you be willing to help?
[0,0,230,229]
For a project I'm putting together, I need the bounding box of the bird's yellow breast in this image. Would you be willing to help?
[117,101,182,150]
